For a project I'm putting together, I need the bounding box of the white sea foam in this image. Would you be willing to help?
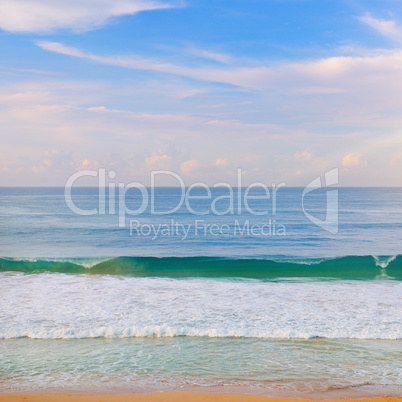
[373,255,397,269]
[4,256,110,268]
[0,273,400,340]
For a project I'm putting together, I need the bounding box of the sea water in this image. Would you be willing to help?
[0,187,401,397]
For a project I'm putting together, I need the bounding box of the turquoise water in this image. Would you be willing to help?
[0,187,401,396]
[1,187,402,258]
[1,255,401,280]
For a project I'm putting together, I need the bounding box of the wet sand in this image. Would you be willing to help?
[0,394,400,402]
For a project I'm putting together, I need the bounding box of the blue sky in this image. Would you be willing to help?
[1,0,402,186]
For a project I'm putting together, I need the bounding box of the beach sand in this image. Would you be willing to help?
[0,394,400,402]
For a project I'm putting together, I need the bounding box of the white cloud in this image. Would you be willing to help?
[215,158,228,167]
[36,41,402,96]
[0,0,174,33]
[79,159,101,169]
[180,159,199,175]
[295,149,313,161]
[0,66,61,75]
[0,91,52,105]
[187,48,233,64]
[38,42,86,58]
[145,153,172,168]
[0,76,401,186]
[358,13,402,42]
[30,148,73,174]
[342,152,366,168]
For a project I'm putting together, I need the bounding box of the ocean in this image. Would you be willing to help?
[0,187,401,397]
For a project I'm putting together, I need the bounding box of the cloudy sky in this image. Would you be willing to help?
[1,0,402,186]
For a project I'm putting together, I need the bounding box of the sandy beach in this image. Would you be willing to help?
[0,395,400,402]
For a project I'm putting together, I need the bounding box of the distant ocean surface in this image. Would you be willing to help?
[0,187,401,396]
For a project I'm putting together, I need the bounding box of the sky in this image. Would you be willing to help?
[0,0,402,186]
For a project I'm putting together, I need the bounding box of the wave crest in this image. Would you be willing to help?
[0,255,401,280]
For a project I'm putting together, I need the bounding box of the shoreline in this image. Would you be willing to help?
[0,393,400,402]
[2,381,401,400]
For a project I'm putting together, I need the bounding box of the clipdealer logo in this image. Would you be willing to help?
[64,168,338,234]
